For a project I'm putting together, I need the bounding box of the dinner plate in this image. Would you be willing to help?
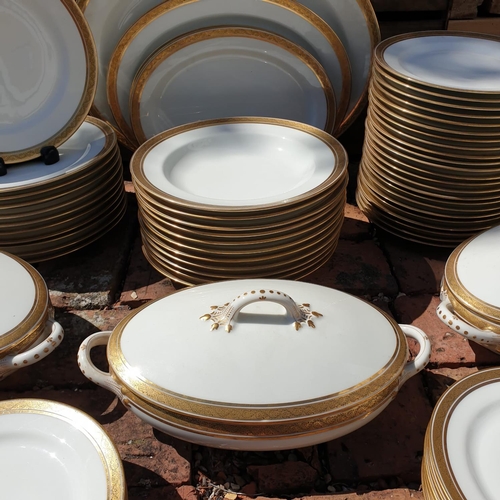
[0,0,97,163]
[376,32,500,94]
[428,368,500,500]
[78,0,165,131]
[0,399,126,500]
[107,0,351,142]
[296,0,379,134]
[130,27,336,143]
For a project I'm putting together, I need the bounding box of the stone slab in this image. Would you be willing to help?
[341,204,372,242]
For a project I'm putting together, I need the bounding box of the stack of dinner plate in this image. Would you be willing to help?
[422,367,500,499]
[78,0,380,145]
[357,31,500,247]
[130,118,348,286]
[0,118,127,262]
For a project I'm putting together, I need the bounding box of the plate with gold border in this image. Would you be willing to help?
[0,0,97,164]
[129,27,336,144]
[0,398,126,500]
[107,0,351,143]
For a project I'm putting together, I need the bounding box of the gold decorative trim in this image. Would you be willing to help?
[375,31,500,96]
[130,116,348,214]
[106,293,407,422]
[130,26,336,144]
[1,0,98,164]
[0,399,127,500]
[107,0,351,139]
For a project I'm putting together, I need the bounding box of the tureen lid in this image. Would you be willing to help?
[0,251,50,353]
[444,225,500,320]
[108,279,408,418]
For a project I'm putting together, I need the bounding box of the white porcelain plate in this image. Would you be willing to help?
[0,399,126,500]
[381,34,500,92]
[296,0,379,133]
[0,119,109,189]
[80,0,165,127]
[136,121,342,207]
[0,0,97,163]
[108,0,350,141]
[130,27,335,143]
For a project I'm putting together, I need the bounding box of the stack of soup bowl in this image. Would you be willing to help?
[357,31,500,247]
[130,118,348,286]
[0,118,127,262]
[437,224,500,354]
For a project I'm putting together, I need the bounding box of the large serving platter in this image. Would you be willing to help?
[129,27,336,143]
[0,0,97,163]
[0,399,126,500]
[107,0,351,143]
[296,0,379,134]
[423,368,500,499]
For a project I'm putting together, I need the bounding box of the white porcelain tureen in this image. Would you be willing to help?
[79,279,430,450]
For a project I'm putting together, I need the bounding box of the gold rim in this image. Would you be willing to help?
[106,291,407,421]
[428,368,500,499]
[130,26,336,143]
[444,230,500,321]
[375,31,500,96]
[131,116,348,213]
[106,0,351,139]
[337,0,380,136]
[2,0,97,164]
[0,252,49,354]
[0,399,127,500]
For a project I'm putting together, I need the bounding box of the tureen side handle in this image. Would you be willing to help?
[437,294,495,343]
[0,319,64,371]
[199,289,322,332]
[398,324,431,388]
[78,331,123,397]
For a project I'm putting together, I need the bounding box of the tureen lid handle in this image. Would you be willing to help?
[199,289,322,332]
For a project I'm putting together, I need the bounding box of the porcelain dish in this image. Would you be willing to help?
[437,225,500,354]
[0,117,127,262]
[0,251,64,380]
[79,278,430,450]
[0,0,97,163]
[129,27,336,143]
[0,398,127,500]
[106,0,351,143]
[357,31,500,247]
[422,367,500,499]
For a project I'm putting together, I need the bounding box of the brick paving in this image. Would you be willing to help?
[4,185,498,500]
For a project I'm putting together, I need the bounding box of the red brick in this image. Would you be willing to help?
[394,295,499,368]
[327,375,432,483]
[341,203,371,241]
[380,238,450,295]
[128,486,197,500]
[300,490,422,500]
[422,367,482,405]
[305,240,398,298]
[118,232,176,309]
[247,461,318,494]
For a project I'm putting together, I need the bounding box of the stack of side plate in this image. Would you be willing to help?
[356,31,500,247]
[0,117,127,262]
[422,367,500,499]
[130,118,348,286]
[79,0,380,146]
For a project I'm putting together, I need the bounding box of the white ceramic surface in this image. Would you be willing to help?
[0,252,36,336]
[0,399,125,500]
[455,225,500,309]
[109,0,349,136]
[132,29,332,141]
[0,121,107,188]
[0,0,88,155]
[296,0,378,131]
[139,122,336,207]
[446,382,500,499]
[81,0,165,126]
[383,35,500,92]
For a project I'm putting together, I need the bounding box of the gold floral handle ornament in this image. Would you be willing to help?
[200,289,323,332]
